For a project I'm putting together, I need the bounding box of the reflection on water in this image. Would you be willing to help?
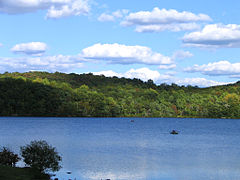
[0,117,240,180]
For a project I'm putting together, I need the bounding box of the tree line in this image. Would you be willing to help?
[0,71,240,118]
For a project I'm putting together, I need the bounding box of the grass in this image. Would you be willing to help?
[0,165,50,180]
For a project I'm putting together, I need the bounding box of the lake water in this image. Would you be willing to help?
[0,117,240,180]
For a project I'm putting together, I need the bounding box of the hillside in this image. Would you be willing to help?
[0,165,50,180]
[0,71,240,118]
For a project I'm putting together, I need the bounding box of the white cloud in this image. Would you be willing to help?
[124,68,171,82]
[134,23,201,33]
[123,8,211,25]
[121,7,211,32]
[156,50,193,70]
[0,43,3,47]
[176,78,230,87]
[93,68,173,83]
[92,68,230,87]
[11,42,47,56]
[93,70,121,77]
[172,50,193,60]
[165,71,177,76]
[158,64,177,70]
[98,9,129,22]
[112,9,129,18]
[97,13,115,22]
[81,170,146,180]
[46,0,90,19]
[0,55,84,73]
[81,43,173,65]
[182,24,240,48]
[0,0,90,18]
[185,61,240,76]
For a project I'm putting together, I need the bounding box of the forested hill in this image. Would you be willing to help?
[0,71,240,118]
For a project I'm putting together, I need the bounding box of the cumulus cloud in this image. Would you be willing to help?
[124,68,171,81]
[11,42,47,56]
[92,68,230,87]
[93,70,121,77]
[81,43,173,65]
[98,9,129,22]
[0,0,90,18]
[93,68,173,83]
[176,77,230,87]
[0,55,84,73]
[182,24,240,48]
[156,50,193,70]
[121,7,211,32]
[184,61,240,76]
[46,0,90,19]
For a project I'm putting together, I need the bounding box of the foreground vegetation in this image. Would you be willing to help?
[0,71,240,118]
[0,140,61,180]
[0,165,50,180]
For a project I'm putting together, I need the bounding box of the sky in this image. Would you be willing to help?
[0,0,240,87]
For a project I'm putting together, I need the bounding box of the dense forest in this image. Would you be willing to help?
[0,71,240,118]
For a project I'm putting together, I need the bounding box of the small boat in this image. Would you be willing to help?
[131,120,134,122]
[170,130,178,135]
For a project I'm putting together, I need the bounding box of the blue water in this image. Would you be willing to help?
[0,117,240,180]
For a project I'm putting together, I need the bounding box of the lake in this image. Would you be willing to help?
[0,117,240,180]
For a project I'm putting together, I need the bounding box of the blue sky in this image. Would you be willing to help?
[0,0,240,87]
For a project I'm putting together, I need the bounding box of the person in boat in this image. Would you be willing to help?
[170,130,178,134]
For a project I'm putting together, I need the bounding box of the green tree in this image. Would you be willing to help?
[0,147,20,167]
[20,140,62,173]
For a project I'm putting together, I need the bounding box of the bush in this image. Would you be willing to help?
[0,165,50,180]
[0,147,20,167]
[20,140,62,173]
